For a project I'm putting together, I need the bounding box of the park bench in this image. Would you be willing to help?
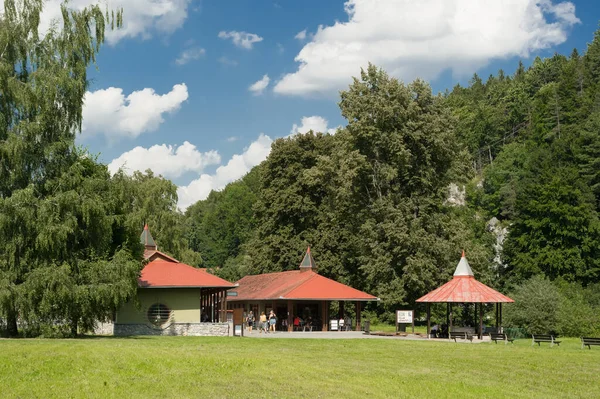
[450,331,473,342]
[581,337,600,349]
[490,333,514,344]
[531,334,561,347]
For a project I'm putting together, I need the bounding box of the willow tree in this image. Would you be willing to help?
[0,1,125,336]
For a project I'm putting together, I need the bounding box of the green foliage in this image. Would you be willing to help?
[504,276,562,335]
[505,276,600,336]
[185,167,260,275]
[111,170,200,265]
[0,0,134,337]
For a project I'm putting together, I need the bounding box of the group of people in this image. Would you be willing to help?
[245,310,277,333]
[430,323,449,338]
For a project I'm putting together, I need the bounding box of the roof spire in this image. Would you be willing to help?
[299,246,317,272]
[140,224,157,251]
[453,251,474,277]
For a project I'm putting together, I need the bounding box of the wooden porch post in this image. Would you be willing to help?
[287,300,293,332]
[426,303,431,338]
[478,303,484,340]
[339,301,345,319]
[321,301,328,331]
[355,301,361,332]
[222,291,227,322]
[495,303,499,332]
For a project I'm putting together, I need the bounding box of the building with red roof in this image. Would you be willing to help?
[228,247,379,332]
[416,251,514,339]
[113,226,236,336]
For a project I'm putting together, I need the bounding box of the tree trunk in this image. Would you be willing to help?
[6,308,18,337]
[70,318,78,337]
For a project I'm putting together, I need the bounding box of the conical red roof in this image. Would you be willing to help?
[416,253,513,303]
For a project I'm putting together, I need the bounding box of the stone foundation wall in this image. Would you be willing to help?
[114,322,230,336]
[94,321,115,335]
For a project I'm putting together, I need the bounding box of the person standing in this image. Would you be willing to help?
[259,312,268,334]
[269,310,277,333]
[246,310,255,333]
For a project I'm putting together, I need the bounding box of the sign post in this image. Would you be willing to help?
[396,310,414,334]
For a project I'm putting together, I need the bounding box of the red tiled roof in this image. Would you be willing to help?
[416,276,514,303]
[230,270,378,301]
[139,259,236,288]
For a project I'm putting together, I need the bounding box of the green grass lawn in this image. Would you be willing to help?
[1,336,599,398]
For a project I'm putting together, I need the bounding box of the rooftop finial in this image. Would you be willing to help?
[299,246,317,271]
[454,250,474,277]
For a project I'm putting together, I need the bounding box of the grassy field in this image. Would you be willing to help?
[1,336,599,398]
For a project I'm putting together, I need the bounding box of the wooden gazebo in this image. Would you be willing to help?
[416,251,514,339]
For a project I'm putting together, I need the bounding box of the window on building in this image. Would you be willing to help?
[147,303,171,325]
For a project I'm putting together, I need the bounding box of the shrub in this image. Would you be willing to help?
[504,275,561,334]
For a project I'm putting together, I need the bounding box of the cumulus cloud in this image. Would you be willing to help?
[218,30,263,49]
[176,47,206,65]
[294,29,307,41]
[177,134,273,209]
[82,84,189,140]
[274,0,580,97]
[108,142,221,178]
[290,116,339,135]
[0,0,194,45]
[218,56,239,66]
[249,75,271,96]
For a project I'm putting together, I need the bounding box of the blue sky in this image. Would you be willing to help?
[58,0,600,209]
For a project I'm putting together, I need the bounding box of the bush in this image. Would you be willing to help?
[505,276,600,336]
[504,275,561,334]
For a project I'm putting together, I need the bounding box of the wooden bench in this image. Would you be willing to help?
[581,337,600,349]
[532,334,561,347]
[491,333,514,344]
[450,331,473,342]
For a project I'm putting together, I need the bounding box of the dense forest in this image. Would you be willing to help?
[1,0,599,337]
[183,29,600,334]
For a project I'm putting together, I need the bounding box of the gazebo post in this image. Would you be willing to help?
[495,303,499,332]
[446,303,449,333]
[449,303,453,335]
[426,303,431,338]
[478,302,483,340]
[499,303,503,333]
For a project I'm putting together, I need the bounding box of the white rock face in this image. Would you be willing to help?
[446,183,466,206]
[487,217,509,268]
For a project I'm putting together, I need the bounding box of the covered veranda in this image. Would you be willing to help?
[227,247,379,331]
[416,252,514,339]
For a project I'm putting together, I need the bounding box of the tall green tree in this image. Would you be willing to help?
[0,0,125,336]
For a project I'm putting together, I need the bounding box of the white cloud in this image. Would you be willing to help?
[177,134,273,209]
[82,84,189,140]
[294,29,307,41]
[108,142,221,178]
[274,0,580,97]
[290,116,339,135]
[218,30,263,49]
[0,0,193,45]
[176,47,206,65]
[249,75,271,96]
[218,56,239,66]
[226,136,239,142]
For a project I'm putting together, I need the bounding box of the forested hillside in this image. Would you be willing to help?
[183,28,600,329]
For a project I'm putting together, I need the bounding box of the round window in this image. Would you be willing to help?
[147,303,171,326]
